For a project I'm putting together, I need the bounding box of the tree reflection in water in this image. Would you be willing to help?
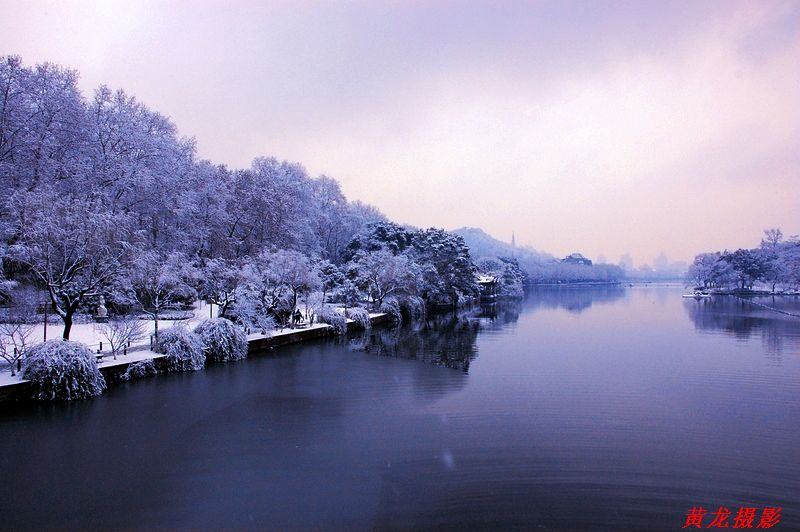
[525,284,626,314]
[684,295,800,360]
[348,301,521,372]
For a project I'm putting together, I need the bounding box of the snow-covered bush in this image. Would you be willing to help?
[119,359,158,382]
[347,307,372,330]
[155,326,205,372]
[319,305,347,335]
[400,296,426,320]
[22,340,106,401]
[193,318,248,363]
[379,297,402,324]
[228,296,276,335]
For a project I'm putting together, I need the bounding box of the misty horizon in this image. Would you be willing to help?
[2,0,798,263]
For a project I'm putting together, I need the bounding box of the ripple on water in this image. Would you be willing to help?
[0,286,798,529]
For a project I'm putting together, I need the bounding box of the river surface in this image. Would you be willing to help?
[1,285,799,530]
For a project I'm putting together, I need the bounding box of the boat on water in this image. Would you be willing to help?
[682,290,711,299]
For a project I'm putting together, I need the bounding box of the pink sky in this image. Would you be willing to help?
[1,0,798,265]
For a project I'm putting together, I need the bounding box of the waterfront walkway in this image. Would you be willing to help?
[0,312,388,398]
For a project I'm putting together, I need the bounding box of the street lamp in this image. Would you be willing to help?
[42,298,48,341]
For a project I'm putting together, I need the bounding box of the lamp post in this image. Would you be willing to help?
[43,298,48,342]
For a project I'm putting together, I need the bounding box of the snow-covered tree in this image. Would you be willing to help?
[782,241,800,289]
[242,249,320,328]
[689,229,800,291]
[316,259,343,304]
[197,258,244,319]
[228,290,277,334]
[265,249,320,324]
[1,54,502,351]
[379,296,402,323]
[302,290,325,324]
[125,251,192,339]
[351,249,418,310]
[345,221,414,260]
[399,295,426,320]
[99,315,145,360]
[0,246,14,303]
[0,321,34,376]
[724,249,764,290]
[0,57,88,196]
[345,223,479,306]
[411,228,478,305]
[762,228,784,249]
[172,161,232,259]
[335,278,363,316]
[9,193,133,339]
[476,256,525,298]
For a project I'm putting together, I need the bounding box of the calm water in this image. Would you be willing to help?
[1,285,799,530]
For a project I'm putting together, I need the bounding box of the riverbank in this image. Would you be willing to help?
[707,288,800,296]
[0,312,389,402]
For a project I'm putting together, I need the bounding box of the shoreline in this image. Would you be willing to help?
[706,290,800,297]
[0,313,390,403]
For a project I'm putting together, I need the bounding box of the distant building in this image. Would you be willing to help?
[477,274,498,300]
[561,253,592,266]
[653,252,669,272]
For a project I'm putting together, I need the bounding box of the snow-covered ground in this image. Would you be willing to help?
[5,301,214,349]
[0,368,29,386]
[1,305,387,388]
[0,302,212,387]
[248,322,331,341]
[0,348,168,387]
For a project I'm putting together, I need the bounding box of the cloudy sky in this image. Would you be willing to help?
[2,0,798,265]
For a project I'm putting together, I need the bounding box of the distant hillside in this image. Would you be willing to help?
[454,227,624,283]
[453,227,553,264]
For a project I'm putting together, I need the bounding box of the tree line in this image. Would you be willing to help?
[455,227,625,284]
[0,56,482,346]
[687,229,800,292]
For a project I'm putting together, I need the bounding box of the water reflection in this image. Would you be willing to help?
[0,341,471,530]
[525,284,626,314]
[683,295,800,359]
[472,299,521,326]
[349,301,521,372]
[1,286,799,530]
